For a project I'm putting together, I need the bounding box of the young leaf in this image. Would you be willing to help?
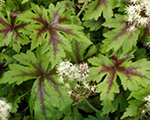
[21,1,91,59]
[101,14,140,55]
[0,49,72,119]
[88,53,150,114]
[0,11,30,52]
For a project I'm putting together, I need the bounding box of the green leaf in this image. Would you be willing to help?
[83,0,115,20]
[0,11,30,52]
[29,78,72,120]
[1,48,73,119]
[121,100,142,119]
[88,53,150,114]
[63,106,83,120]
[66,40,95,63]
[0,81,33,113]
[134,48,147,60]
[121,87,150,119]
[21,1,91,60]
[83,18,103,31]
[101,14,140,55]
[110,86,129,113]
[0,83,13,97]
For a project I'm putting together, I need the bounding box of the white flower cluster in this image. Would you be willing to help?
[143,95,150,108]
[0,98,11,120]
[57,61,97,100]
[139,95,150,114]
[125,0,150,32]
[57,61,89,84]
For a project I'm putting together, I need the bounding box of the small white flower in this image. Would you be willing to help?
[127,25,137,32]
[125,0,150,31]
[91,86,95,92]
[74,72,81,80]
[143,95,150,102]
[65,83,70,89]
[141,110,146,113]
[58,76,64,84]
[125,5,136,14]
[68,74,74,81]
[68,91,72,96]
[83,81,90,89]
[84,83,90,89]
[137,17,149,26]
[74,84,80,89]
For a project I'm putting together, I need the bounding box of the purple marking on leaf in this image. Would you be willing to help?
[114,22,129,40]
[112,54,132,67]
[32,10,78,57]
[36,76,46,116]
[0,17,12,38]
[97,54,149,94]
[75,41,81,63]
[117,66,149,80]
[0,11,29,42]
[12,60,64,117]
[10,12,20,28]
[93,0,108,11]
[58,17,69,23]
[106,67,116,93]
[66,2,70,9]
[32,13,49,39]
[98,64,116,93]
[114,21,134,41]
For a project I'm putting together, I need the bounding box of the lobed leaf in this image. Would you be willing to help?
[21,1,91,61]
[88,53,150,114]
[83,0,116,20]
[122,87,150,119]
[66,40,96,63]
[1,49,73,119]
[0,11,30,52]
[101,14,140,55]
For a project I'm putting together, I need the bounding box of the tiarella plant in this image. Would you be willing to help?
[1,0,150,119]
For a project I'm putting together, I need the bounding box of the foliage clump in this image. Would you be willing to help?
[1,0,150,119]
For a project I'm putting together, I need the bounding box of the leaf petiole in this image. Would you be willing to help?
[83,98,101,113]
[76,0,88,19]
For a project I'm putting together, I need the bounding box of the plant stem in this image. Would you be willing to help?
[83,98,101,113]
[75,0,88,19]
